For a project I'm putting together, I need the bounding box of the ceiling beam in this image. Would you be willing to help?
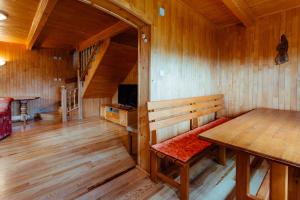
[78,21,131,51]
[26,0,58,50]
[222,0,255,27]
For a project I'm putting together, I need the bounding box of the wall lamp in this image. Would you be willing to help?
[0,58,6,66]
[0,11,8,21]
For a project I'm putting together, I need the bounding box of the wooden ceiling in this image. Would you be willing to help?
[0,0,135,50]
[0,0,40,44]
[182,0,300,27]
[36,0,120,49]
[246,0,300,17]
[181,0,241,26]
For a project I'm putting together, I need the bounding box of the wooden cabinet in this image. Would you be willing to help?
[103,105,137,127]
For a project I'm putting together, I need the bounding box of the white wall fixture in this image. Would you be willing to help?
[0,58,6,66]
[0,12,8,21]
[159,7,165,17]
[159,70,165,77]
[141,33,148,43]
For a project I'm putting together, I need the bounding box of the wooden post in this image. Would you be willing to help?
[217,146,226,166]
[73,89,76,110]
[236,151,250,200]
[270,162,288,200]
[76,52,83,120]
[137,25,151,171]
[288,166,300,200]
[61,86,67,123]
[150,151,159,183]
[151,130,157,145]
[180,164,189,200]
[78,80,83,120]
[68,90,71,112]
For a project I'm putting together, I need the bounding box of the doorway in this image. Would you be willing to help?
[82,0,151,172]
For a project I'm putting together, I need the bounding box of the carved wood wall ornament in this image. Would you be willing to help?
[275,34,289,65]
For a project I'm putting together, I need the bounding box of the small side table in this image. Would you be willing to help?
[126,124,137,155]
[13,97,40,125]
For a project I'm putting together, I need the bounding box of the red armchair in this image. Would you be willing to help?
[0,97,14,140]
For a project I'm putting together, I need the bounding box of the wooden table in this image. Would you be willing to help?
[199,108,300,200]
[13,96,40,124]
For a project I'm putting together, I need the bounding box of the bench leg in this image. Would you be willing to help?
[180,164,189,200]
[150,151,159,183]
[217,146,226,166]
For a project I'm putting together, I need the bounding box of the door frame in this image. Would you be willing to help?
[85,0,152,172]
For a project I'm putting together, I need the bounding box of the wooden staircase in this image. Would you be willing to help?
[60,27,137,122]
[80,39,137,98]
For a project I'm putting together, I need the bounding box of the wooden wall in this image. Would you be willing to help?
[83,98,111,118]
[114,0,218,140]
[110,0,219,171]
[113,0,218,100]
[216,8,300,117]
[0,42,76,116]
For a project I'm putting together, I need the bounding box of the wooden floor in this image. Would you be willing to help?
[0,118,135,200]
[81,152,269,200]
[2,119,269,200]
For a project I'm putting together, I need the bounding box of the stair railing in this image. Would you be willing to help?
[79,42,100,81]
[61,86,79,122]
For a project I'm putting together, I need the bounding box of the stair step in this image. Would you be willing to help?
[40,112,62,122]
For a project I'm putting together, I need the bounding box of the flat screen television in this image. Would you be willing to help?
[118,84,138,108]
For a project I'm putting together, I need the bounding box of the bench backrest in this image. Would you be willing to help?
[147,94,224,144]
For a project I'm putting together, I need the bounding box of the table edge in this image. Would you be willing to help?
[199,135,300,168]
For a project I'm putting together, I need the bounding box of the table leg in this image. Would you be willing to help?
[20,100,28,125]
[270,161,288,200]
[236,151,250,200]
[288,166,300,200]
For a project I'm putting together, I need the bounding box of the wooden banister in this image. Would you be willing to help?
[61,86,79,122]
[80,43,99,81]
[61,86,67,122]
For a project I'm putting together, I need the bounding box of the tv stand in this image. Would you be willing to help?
[103,104,137,127]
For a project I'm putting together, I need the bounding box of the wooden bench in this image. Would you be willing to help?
[147,94,229,200]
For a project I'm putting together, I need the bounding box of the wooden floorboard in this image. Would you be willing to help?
[3,119,269,200]
[76,168,162,200]
[82,152,269,200]
[0,118,135,200]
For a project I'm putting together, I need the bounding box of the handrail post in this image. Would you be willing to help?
[78,68,83,120]
[61,86,68,122]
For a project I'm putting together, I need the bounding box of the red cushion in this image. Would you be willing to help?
[151,117,230,162]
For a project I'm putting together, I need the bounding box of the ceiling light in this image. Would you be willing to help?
[0,58,6,66]
[0,12,8,21]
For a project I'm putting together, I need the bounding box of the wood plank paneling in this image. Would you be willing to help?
[83,97,111,118]
[37,0,119,49]
[111,0,218,171]
[0,41,76,116]
[216,8,300,116]
[181,0,240,26]
[149,0,219,142]
[0,0,40,44]
[245,0,300,17]
[180,0,300,27]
